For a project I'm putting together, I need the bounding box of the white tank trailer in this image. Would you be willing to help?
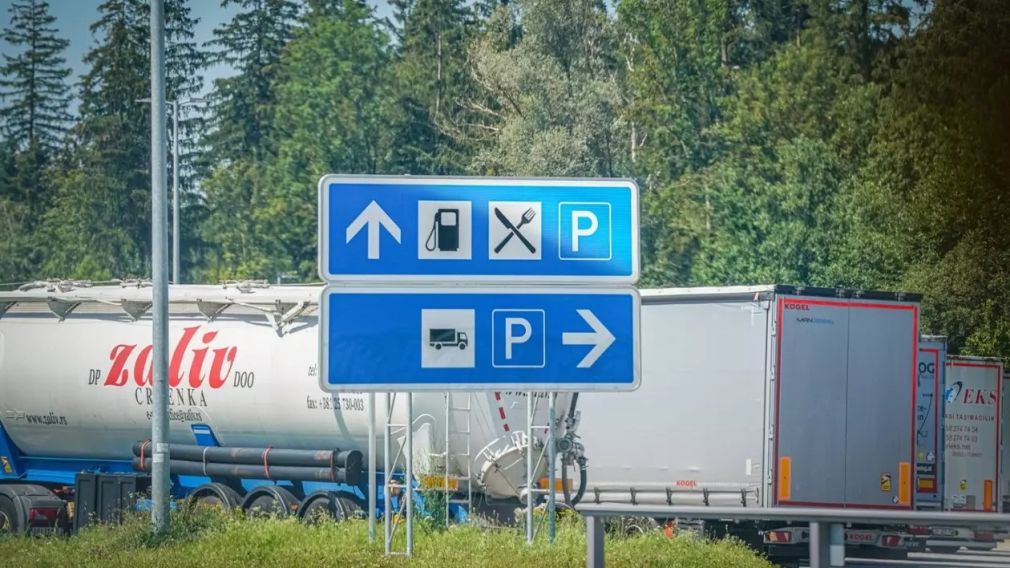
[0,281,574,534]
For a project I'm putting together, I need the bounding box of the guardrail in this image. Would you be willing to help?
[577,503,1010,568]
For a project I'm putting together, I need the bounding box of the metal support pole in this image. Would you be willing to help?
[809,521,830,568]
[548,392,557,543]
[526,391,534,544]
[405,392,414,556]
[149,0,170,534]
[829,523,845,566]
[170,100,180,284]
[586,515,605,568]
[368,392,376,544]
[383,393,392,555]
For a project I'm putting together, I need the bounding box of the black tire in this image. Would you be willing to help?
[297,491,353,524]
[0,493,23,535]
[459,343,466,350]
[435,344,442,350]
[337,495,364,518]
[187,483,243,512]
[242,486,300,518]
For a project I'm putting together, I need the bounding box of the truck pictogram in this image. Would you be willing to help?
[429,328,468,350]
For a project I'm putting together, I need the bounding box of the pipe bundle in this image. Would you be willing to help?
[131,442,363,485]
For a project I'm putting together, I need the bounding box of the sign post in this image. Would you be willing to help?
[317,176,641,552]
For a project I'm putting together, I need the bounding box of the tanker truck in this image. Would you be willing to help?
[575,285,921,563]
[0,280,576,534]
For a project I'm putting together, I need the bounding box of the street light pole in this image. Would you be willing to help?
[138,96,206,284]
[149,0,170,535]
[171,100,179,284]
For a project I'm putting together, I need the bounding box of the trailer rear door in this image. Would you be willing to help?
[943,359,1002,512]
[775,296,917,509]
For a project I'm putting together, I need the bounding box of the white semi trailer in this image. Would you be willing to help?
[917,355,1006,553]
[0,281,572,534]
[576,285,921,561]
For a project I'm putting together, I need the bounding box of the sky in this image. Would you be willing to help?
[0,0,394,104]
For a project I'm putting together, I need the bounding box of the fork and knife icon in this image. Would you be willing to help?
[493,207,537,254]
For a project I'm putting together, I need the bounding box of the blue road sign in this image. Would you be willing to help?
[318,176,639,283]
[319,287,640,391]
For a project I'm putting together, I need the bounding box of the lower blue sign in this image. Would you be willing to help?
[319,287,640,391]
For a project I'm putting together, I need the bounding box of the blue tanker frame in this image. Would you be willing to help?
[0,421,448,521]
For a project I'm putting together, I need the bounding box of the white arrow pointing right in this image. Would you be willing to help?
[562,309,616,368]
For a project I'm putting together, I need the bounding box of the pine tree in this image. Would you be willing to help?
[200,0,391,281]
[386,0,476,174]
[39,0,205,280]
[0,0,72,155]
[204,0,300,163]
[0,0,73,281]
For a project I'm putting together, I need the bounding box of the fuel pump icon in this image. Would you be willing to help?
[425,208,460,252]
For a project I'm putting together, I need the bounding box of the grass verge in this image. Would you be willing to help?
[0,508,774,567]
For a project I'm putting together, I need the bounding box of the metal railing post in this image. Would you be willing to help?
[829,522,845,566]
[809,521,828,568]
[586,514,605,568]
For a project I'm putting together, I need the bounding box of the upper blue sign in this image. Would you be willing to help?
[319,287,640,391]
[318,176,639,283]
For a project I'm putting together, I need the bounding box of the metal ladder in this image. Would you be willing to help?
[526,391,559,544]
[383,392,413,556]
[444,391,473,526]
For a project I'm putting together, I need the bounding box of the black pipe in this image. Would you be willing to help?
[132,443,361,473]
[562,462,573,505]
[572,457,587,506]
[132,458,361,485]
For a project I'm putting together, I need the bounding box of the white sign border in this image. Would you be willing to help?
[318,285,641,392]
[316,174,640,284]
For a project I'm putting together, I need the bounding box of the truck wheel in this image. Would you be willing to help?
[242,486,300,518]
[0,484,68,536]
[459,343,466,350]
[435,344,442,350]
[187,483,243,512]
[298,491,352,524]
[0,493,24,535]
[337,495,364,518]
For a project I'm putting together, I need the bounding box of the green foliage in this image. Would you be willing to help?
[461,0,627,177]
[0,0,72,153]
[4,0,1010,358]
[0,0,73,282]
[385,0,477,175]
[204,0,300,163]
[0,509,774,568]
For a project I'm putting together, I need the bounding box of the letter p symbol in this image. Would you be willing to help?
[559,203,611,260]
[571,211,598,252]
[505,318,531,359]
[493,310,546,368]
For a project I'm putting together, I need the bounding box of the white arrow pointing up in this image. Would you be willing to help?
[345,200,401,260]
[562,309,616,368]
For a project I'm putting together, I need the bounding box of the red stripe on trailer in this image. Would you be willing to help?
[773,298,784,505]
[910,307,919,507]
[779,500,914,510]
[920,347,941,496]
[493,391,511,434]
